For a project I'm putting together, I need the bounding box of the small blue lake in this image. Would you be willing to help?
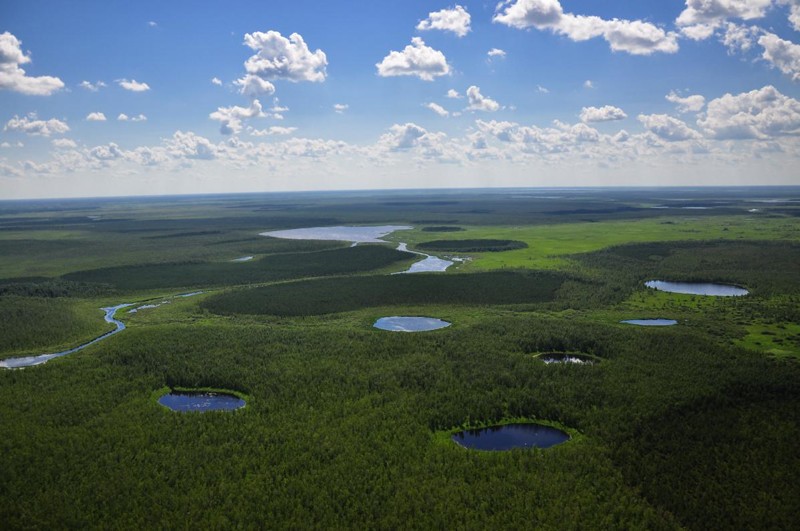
[621,319,678,326]
[158,391,245,412]
[373,316,451,332]
[645,280,748,297]
[452,423,570,451]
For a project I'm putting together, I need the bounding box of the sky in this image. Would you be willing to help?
[1,0,800,199]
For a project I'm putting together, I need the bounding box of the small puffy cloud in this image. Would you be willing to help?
[89,142,124,161]
[52,138,77,149]
[584,80,594,89]
[638,113,702,141]
[378,122,446,151]
[493,0,679,55]
[721,23,761,53]
[166,131,218,160]
[4,114,69,136]
[148,21,158,28]
[488,48,507,58]
[118,79,150,92]
[86,112,107,121]
[417,5,471,37]
[676,0,772,31]
[333,103,349,114]
[209,99,264,135]
[211,77,222,86]
[757,32,800,82]
[118,113,147,122]
[446,89,461,98]
[79,80,107,92]
[1,141,24,148]
[376,37,450,81]
[537,85,549,93]
[426,102,450,117]
[666,91,706,113]
[698,85,800,139]
[234,74,276,97]
[580,105,627,122]
[0,32,64,95]
[466,85,500,112]
[242,30,327,82]
[249,126,297,136]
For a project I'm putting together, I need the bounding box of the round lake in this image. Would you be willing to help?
[452,423,570,451]
[645,280,748,297]
[538,353,596,365]
[158,391,245,412]
[373,316,451,332]
[621,319,678,326]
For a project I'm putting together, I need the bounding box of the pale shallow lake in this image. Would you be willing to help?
[395,243,453,273]
[261,225,411,243]
[645,280,748,297]
[373,316,451,332]
[621,319,678,326]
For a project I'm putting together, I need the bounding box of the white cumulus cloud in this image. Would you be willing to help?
[211,77,222,86]
[234,74,276,97]
[487,48,507,59]
[446,89,461,98]
[466,85,501,112]
[493,0,679,55]
[209,99,264,135]
[79,80,107,92]
[118,79,150,92]
[241,30,327,83]
[51,138,77,149]
[638,114,702,141]
[249,126,297,136]
[417,5,471,37]
[0,32,64,95]
[757,32,800,81]
[86,112,107,121]
[376,37,450,81]
[666,91,706,113]
[333,103,349,114]
[4,114,69,136]
[580,105,627,122]
[698,85,800,139]
[426,102,450,117]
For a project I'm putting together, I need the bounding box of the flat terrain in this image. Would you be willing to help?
[1,188,798,529]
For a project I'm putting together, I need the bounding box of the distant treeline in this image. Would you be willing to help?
[203,271,571,316]
[61,246,414,291]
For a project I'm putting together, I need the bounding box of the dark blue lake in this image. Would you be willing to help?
[621,319,678,326]
[158,392,245,412]
[452,423,570,451]
[645,280,748,297]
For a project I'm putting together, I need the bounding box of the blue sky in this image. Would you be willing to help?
[1,0,799,198]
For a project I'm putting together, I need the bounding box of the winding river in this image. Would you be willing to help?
[0,304,131,369]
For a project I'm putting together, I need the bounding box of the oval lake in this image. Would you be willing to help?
[621,319,678,326]
[373,316,451,332]
[452,423,570,451]
[645,280,748,297]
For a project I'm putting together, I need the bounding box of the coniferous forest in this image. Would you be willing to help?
[1,188,799,529]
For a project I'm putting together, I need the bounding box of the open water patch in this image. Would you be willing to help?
[158,390,245,412]
[645,280,748,297]
[394,243,453,273]
[231,256,254,262]
[0,303,131,369]
[537,352,597,365]
[621,319,678,326]
[261,225,411,244]
[373,316,451,332]
[452,423,570,451]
